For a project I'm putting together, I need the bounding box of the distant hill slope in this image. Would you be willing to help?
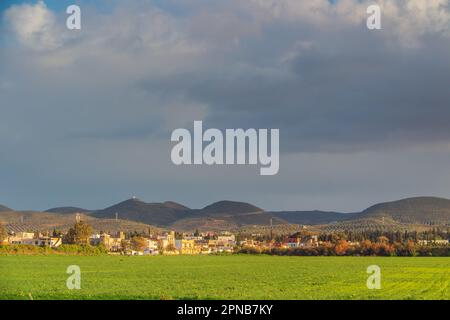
[270,210,354,225]
[360,197,450,224]
[0,204,12,212]
[162,201,190,210]
[46,207,92,214]
[0,210,162,233]
[90,198,192,227]
[171,213,286,232]
[171,201,280,231]
[199,201,264,216]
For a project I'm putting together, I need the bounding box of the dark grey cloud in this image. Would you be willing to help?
[140,21,450,153]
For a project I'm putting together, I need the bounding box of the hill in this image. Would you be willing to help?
[199,201,264,216]
[169,201,277,231]
[0,204,12,212]
[360,197,450,224]
[90,198,192,227]
[45,207,92,214]
[0,210,161,234]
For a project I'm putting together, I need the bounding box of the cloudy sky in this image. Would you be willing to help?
[1,0,450,212]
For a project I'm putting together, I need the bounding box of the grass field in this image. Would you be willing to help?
[0,255,449,300]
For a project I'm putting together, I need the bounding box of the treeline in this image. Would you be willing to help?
[0,244,108,256]
[248,228,450,243]
[319,228,450,243]
[238,241,450,257]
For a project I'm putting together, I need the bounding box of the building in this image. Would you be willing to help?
[175,239,202,255]
[284,233,319,248]
[8,234,62,247]
[157,231,176,251]
[217,233,236,247]
[90,231,125,252]
[14,232,35,239]
[143,239,159,255]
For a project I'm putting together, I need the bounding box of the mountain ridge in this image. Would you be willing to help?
[1,196,450,232]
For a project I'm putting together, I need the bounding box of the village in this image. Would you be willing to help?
[2,216,449,257]
[3,228,322,256]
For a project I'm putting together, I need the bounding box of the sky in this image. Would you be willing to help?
[1,0,450,212]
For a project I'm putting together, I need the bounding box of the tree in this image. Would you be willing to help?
[165,243,176,253]
[64,221,93,245]
[0,222,7,242]
[334,240,349,255]
[130,236,147,252]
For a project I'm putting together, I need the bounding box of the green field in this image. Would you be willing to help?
[0,255,449,300]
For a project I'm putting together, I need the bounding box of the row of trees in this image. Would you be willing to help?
[0,244,108,255]
[319,228,450,243]
[238,240,450,257]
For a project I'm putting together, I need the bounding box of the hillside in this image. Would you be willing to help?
[0,210,161,233]
[360,197,450,225]
[90,198,192,227]
[45,207,92,214]
[199,201,264,216]
[169,201,276,231]
[270,210,354,225]
[0,204,12,212]
[170,212,286,232]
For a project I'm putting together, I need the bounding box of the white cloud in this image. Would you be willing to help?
[381,0,450,47]
[4,0,64,51]
[247,0,450,46]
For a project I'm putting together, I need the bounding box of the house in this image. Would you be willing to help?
[8,234,62,248]
[285,237,301,248]
[217,233,236,247]
[143,239,159,255]
[14,232,35,239]
[91,231,125,251]
[284,233,319,248]
[175,239,201,255]
[157,231,176,250]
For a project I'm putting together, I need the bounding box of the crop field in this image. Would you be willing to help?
[0,255,449,300]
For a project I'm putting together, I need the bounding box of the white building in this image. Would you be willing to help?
[9,236,62,247]
[217,233,236,247]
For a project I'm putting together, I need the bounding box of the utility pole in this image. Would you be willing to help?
[115,212,118,222]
